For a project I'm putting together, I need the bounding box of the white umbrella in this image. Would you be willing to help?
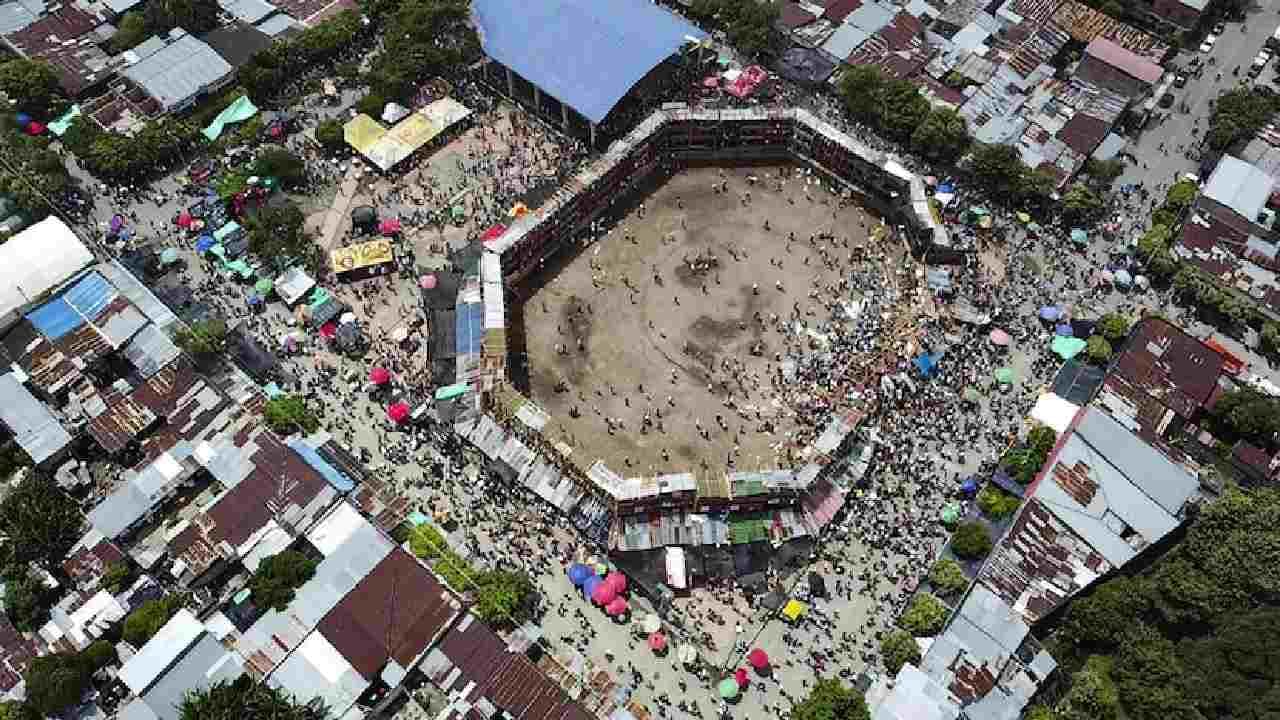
[677,643,698,665]
[1114,269,1133,286]
[640,613,661,634]
[340,312,357,324]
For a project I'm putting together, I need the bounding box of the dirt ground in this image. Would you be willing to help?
[521,165,879,478]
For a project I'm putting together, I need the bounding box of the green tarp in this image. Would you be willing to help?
[226,260,253,279]
[309,287,332,309]
[48,104,81,137]
[435,383,469,400]
[214,221,242,241]
[994,367,1015,384]
[202,95,260,141]
[1052,335,1088,360]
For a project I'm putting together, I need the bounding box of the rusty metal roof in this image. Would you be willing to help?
[88,395,157,454]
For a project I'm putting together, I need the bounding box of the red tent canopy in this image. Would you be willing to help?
[648,632,667,652]
[590,582,617,605]
[605,571,627,594]
[369,367,391,385]
[387,402,410,423]
[480,224,507,243]
[734,668,749,688]
[747,648,769,669]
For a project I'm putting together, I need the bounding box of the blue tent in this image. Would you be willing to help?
[937,181,955,194]
[195,235,216,253]
[568,563,592,586]
[914,353,940,378]
[15,113,31,127]
[1038,306,1060,321]
[960,477,979,497]
[1055,323,1074,336]
[246,293,263,306]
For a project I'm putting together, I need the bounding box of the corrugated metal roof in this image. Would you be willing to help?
[218,0,276,23]
[97,261,179,329]
[120,31,233,111]
[123,324,181,379]
[269,632,368,718]
[1073,406,1199,515]
[471,0,706,124]
[118,610,204,694]
[0,1,38,35]
[1083,37,1163,84]
[0,372,72,463]
[1204,154,1276,223]
[254,12,300,35]
[140,631,243,720]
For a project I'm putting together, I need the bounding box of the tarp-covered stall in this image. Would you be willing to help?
[329,240,394,280]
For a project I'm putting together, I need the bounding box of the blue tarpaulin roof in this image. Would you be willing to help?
[456,302,484,357]
[26,297,82,340]
[285,437,355,492]
[471,0,706,124]
[25,271,117,341]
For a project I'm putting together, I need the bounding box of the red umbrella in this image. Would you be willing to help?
[387,402,410,423]
[480,223,507,242]
[176,211,193,229]
[605,597,628,616]
[747,648,769,670]
[648,632,667,652]
[25,121,45,135]
[734,668,749,688]
[379,218,402,235]
[369,367,391,385]
[590,582,617,605]
[605,571,627,594]
[319,322,337,340]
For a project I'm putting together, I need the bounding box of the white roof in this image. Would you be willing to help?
[873,664,960,720]
[120,30,233,111]
[0,217,93,331]
[1029,393,1078,434]
[118,609,205,694]
[1204,155,1276,223]
[307,502,366,556]
[0,373,72,463]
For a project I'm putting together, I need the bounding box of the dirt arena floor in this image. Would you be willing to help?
[519,165,880,478]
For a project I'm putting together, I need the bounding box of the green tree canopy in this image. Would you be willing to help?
[1208,389,1280,448]
[1165,180,1198,210]
[1,569,52,632]
[899,593,949,636]
[1059,656,1122,720]
[911,108,971,163]
[1084,158,1125,187]
[143,0,221,35]
[837,66,885,126]
[409,524,448,560]
[0,59,66,117]
[1206,88,1280,152]
[790,678,871,720]
[174,318,228,363]
[263,394,320,435]
[472,569,537,627]
[1062,183,1105,224]
[951,521,993,560]
[880,630,921,674]
[1096,313,1132,344]
[24,654,91,716]
[0,701,39,720]
[967,143,1027,199]
[123,595,189,647]
[180,676,328,720]
[107,11,149,52]
[0,473,83,570]
[248,202,314,270]
[928,559,968,598]
[249,551,318,611]
[1085,335,1113,365]
[315,119,346,153]
[687,0,781,58]
[977,485,1021,520]
[252,147,307,189]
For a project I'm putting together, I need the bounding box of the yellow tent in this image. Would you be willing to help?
[343,114,387,156]
[781,599,807,621]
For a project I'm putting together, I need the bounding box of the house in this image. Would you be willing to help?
[117,610,244,720]
[119,29,234,113]
[1199,155,1277,237]
[1150,0,1205,30]
[1075,37,1163,98]
[0,217,94,333]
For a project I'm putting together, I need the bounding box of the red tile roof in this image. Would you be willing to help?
[1084,37,1163,84]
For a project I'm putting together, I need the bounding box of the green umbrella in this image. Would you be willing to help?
[941,503,961,525]
[994,367,1015,384]
[962,387,982,403]
[255,278,274,295]
[1070,228,1088,244]
[717,679,740,699]
[969,206,989,216]
[596,563,608,576]
[159,248,179,265]
[1051,335,1087,360]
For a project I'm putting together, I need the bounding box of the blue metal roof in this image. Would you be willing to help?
[286,437,356,492]
[472,0,706,124]
[456,302,484,357]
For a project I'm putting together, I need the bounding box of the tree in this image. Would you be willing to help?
[252,147,306,189]
[951,521,992,560]
[1059,576,1154,652]
[968,143,1026,198]
[838,66,886,125]
[899,593,949,636]
[0,441,29,483]
[143,0,220,35]
[174,318,228,362]
[1084,158,1125,187]
[790,678,871,720]
[1062,183,1105,224]
[687,0,781,58]
[248,551,317,611]
[82,640,116,671]
[472,569,537,627]
[0,473,83,570]
[108,11,149,53]
[1028,425,1057,457]
[876,78,930,144]
[1097,313,1132,344]
[409,523,448,560]
[2,569,51,632]
[123,595,188,647]
[24,654,91,716]
[180,676,329,720]
[1179,608,1280,720]
[880,630,921,674]
[0,702,39,720]
[928,559,968,598]
[315,119,346,153]
[1085,335,1113,365]
[977,485,1021,520]
[1262,322,1280,357]
[1165,180,1198,210]
[0,59,65,117]
[1206,88,1280,152]
[911,108,971,163]
[1207,389,1280,447]
[248,202,314,269]
[263,394,320,435]
[1059,656,1122,720]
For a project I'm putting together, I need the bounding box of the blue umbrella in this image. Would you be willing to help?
[15,113,31,127]
[582,575,603,600]
[195,234,216,253]
[937,181,955,194]
[1055,323,1074,336]
[568,563,592,586]
[960,477,979,497]
[246,293,263,306]
[1038,306,1059,321]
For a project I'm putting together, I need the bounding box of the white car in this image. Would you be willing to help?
[1200,33,1217,53]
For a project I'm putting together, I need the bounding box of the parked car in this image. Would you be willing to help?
[1201,33,1218,53]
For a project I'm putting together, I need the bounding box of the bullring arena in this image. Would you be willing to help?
[458,105,946,547]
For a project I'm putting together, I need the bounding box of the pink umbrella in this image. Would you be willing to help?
[648,632,667,652]
[605,571,627,594]
[419,274,437,290]
[387,402,410,424]
[747,648,769,670]
[379,218,402,235]
[480,224,507,242]
[319,322,337,340]
[176,211,193,229]
[989,329,1011,346]
[605,597,628,616]
[369,367,391,385]
[734,668,749,688]
[590,582,617,605]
